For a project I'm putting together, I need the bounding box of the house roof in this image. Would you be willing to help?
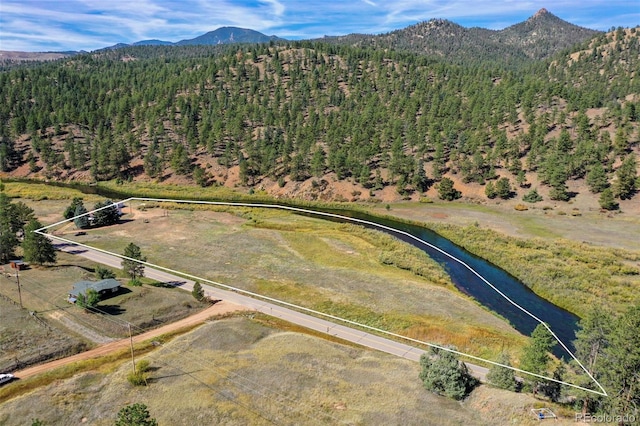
[69,279,120,297]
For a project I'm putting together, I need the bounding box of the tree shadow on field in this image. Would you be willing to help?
[98,304,126,315]
[147,369,202,383]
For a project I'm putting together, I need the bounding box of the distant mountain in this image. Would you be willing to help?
[98,27,282,51]
[319,9,602,65]
[132,39,173,46]
[175,27,283,46]
[492,8,601,59]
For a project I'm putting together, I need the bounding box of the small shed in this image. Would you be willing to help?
[9,260,26,271]
[68,278,121,303]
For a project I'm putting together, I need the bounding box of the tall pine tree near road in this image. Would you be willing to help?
[22,220,57,265]
[520,323,556,394]
[122,242,146,282]
[0,190,19,264]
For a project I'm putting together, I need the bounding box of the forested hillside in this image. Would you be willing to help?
[318,9,601,66]
[0,25,638,206]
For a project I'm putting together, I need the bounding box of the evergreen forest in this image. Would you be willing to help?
[0,23,638,205]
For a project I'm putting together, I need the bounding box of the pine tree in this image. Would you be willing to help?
[523,188,543,203]
[586,163,609,193]
[438,177,461,201]
[122,242,146,281]
[22,219,57,265]
[613,155,637,200]
[419,347,477,400]
[64,197,85,219]
[495,177,512,199]
[598,188,618,210]
[192,281,205,301]
[601,305,640,417]
[487,352,517,391]
[573,307,612,416]
[0,191,19,263]
[485,181,497,199]
[520,323,556,394]
[92,200,120,227]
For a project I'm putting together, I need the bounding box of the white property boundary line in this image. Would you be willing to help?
[35,196,608,397]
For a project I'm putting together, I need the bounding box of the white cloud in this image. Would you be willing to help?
[0,0,637,51]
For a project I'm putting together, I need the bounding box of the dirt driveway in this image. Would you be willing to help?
[14,301,249,380]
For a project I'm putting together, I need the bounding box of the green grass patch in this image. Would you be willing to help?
[429,223,640,317]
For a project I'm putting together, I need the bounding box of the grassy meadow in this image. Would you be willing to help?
[0,316,573,426]
[427,223,640,318]
[66,199,527,362]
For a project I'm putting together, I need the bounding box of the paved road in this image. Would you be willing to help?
[53,240,489,381]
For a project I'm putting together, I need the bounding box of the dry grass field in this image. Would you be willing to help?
[0,315,576,426]
[381,199,640,251]
[0,297,87,373]
[68,201,527,362]
[0,182,621,424]
[0,249,210,373]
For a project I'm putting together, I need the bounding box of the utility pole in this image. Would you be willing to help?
[128,323,136,373]
[13,264,22,309]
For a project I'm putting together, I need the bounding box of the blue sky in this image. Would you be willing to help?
[1,1,638,52]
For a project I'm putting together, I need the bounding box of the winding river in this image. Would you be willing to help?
[315,209,580,355]
[25,181,581,353]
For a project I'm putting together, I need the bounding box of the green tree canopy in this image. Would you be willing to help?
[487,352,517,391]
[523,188,543,203]
[437,177,461,201]
[598,188,619,210]
[122,242,146,280]
[0,191,19,263]
[22,219,57,265]
[419,347,477,400]
[600,305,640,417]
[495,177,512,199]
[613,155,637,200]
[95,265,116,280]
[114,403,158,426]
[192,281,205,301]
[586,163,609,193]
[520,323,556,393]
[76,288,100,311]
[64,197,85,219]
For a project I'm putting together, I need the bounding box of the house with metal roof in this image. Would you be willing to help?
[68,279,121,303]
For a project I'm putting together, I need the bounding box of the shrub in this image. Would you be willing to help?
[127,370,148,386]
[137,360,151,373]
[95,265,116,280]
[128,278,143,287]
[514,204,529,211]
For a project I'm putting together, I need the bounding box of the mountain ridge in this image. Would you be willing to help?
[318,8,601,64]
[2,8,602,59]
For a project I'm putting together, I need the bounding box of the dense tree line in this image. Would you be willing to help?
[0,28,637,201]
[0,182,55,265]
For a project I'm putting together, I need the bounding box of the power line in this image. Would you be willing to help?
[4,268,339,424]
